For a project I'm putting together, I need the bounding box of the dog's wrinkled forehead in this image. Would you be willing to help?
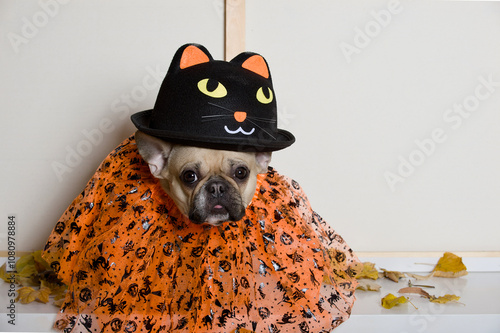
[171,147,254,174]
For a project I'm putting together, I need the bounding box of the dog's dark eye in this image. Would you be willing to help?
[234,167,248,180]
[181,170,198,184]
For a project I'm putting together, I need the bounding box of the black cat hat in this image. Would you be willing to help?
[131,43,295,152]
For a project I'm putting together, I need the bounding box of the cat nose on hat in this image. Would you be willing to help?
[234,111,247,123]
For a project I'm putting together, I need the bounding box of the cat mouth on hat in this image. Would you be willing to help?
[202,102,278,140]
[224,126,255,136]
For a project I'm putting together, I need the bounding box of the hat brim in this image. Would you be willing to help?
[131,110,295,152]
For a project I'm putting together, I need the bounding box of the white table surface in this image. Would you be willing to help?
[1,258,499,332]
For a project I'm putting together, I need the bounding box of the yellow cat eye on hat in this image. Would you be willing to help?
[197,78,227,98]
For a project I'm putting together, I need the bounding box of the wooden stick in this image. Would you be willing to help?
[225,0,245,60]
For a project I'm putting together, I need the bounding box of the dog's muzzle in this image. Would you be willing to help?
[189,176,245,225]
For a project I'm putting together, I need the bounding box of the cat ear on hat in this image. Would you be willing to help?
[167,43,214,74]
[230,52,271,79]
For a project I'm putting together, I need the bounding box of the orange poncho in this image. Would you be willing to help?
[43,135,358,332]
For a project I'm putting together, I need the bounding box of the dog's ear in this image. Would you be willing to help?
[135,131,173,178]
[255,152,272,174]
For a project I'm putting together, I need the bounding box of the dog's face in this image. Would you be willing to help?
[135,131,271,226]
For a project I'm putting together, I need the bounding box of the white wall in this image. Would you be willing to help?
[247,0,500,252]
[1,0,499,253]
[0,0,225,252]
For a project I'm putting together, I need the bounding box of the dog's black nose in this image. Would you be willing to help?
[207,181,226,198]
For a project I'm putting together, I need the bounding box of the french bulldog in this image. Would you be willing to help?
[135,130,272,226]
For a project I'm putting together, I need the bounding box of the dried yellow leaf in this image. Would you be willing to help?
[16,262,39,287]
[399,287,461,305]
[357,279,382,291]
[33,250,51,272]
[54,291,68,301]
[381,293,408,309]
[16,275,39,287]
[0,263,14,283]
[41,280,67,296]
[398,287,431,298]
[406,272,433,280]
[17,264,37,279]
[14,252,39,286]
[53,298,66,308]
[16,286,51,304]
[429,294,461,304]
[6,250,69,308]
[356,262,379,280]
[15,253,35,273]
[38,287,51,303]
[432,252,467,278]
[16,286,38,304]
[381,269,405,282]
